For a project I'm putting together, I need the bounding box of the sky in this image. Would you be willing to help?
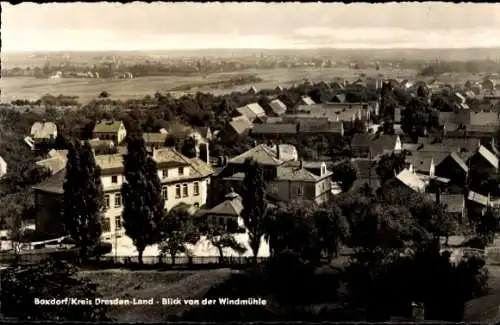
[2,2,500,52]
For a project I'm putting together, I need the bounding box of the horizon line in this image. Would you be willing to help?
[4,46,500,54]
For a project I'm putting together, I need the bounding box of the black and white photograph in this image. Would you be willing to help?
[1,1,500,322]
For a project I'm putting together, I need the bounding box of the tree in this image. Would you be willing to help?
[98,91,109,98]
[332,161,357,192]
[1,259,108,321]
[241,158,268,262]
[159,207,200,265]
[476,207,500,245]
[314,202,350,262]
[204,223,246,262]
[121,137,164,264]
[63,141,104,261]
[375,153,406,184]
[181,136,197,158]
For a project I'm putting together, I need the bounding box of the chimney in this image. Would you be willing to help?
[276,144,280,160]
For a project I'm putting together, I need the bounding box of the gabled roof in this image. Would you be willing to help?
[299,121,343,134]
[445,152,469,172]
[93,120,123,133]
[228,144,283,166]
[143,133,168,144]
[251,123,297,135]
[467,190,489,206]
[207,196,244,216]
[276,165,322,182]
[32,168,66,194]
[469,111,499,126]
[475,145,499,168]
[333,94,346,103]
[405,152,444,173]
[269,99,287,115]
[228,115,253,135]
[395,169,426,192]
[35,156,67,175]
[30,122,57,139]
[300,96,315,105]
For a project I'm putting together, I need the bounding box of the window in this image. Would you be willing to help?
[162,169,168,179]
[178,167,184,175]
[162,186,168,200]
[182,184,188,197]
[111,175,118,184]
[105,194,110,209]
[115,216,122,231]
[101,217,111,232]
[193,182,200,196]
[114,193,121,208]
[175,185,181,198]
[297,184,304,196]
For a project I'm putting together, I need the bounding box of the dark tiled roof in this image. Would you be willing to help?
[251,123,297,135]
[351,158,377,179]
[32,168,66,194]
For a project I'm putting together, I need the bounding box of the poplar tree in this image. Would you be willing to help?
[63,141,104,261]
[241,158,267,262]
[121,137,164,264]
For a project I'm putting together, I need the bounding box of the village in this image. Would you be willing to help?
[0,73,500,263]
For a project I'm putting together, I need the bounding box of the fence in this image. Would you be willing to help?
[0,250,269,269]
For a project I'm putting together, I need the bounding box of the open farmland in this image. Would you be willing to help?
[1,67,418,104]
[76,268,237,322]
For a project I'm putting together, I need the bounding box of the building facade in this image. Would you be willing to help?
[33,148,213,238]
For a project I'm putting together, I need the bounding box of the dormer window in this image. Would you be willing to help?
[162,169,168,178]
[178,167,184,175]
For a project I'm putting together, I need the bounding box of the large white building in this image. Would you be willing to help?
[33,148,214,237]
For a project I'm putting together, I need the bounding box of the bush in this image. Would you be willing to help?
[91,242,112,256]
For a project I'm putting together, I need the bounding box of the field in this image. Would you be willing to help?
[0,67,418,104]
[76,268,237,322]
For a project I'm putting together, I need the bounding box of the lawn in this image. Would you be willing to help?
[76,268,237,322]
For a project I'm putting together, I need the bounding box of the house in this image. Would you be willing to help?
[467,145,498,177]
[210,144,332,206]
[394,168,427,193]
[29,121,58,150]
[331,94,347,103]
[35,153,68,175]
[350,158,381,191]
[196,190,245,232]
[84,139,116,155]
[226,115,254,137]
[0,156,7,179]
[250,123,298,140]
[32,148,214,238]
[298,120,344,136]
[299,96,315,106]
[93,120,127,144]
[248,86,258,94]
[434,152,471,188]
[143,133,168,149]
[268,99,287,116]
[235,103,266,122]
[351,134,402,158]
